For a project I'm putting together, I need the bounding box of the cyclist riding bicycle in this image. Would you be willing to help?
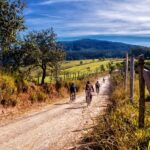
[95,81,100,95]
[103,78,105,83]
[70,83,76,102]
[85,81,94,106]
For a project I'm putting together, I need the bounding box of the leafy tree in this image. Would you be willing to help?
[0,0,25,52]
[130,48,150,59]
[2,42,34,82]
[24,28,65,84]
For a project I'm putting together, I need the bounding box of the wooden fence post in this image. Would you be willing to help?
[125,53,128,92]
[138,54,145,128]
[130,56,134,102]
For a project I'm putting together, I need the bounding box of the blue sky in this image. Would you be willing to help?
[24,0,150,46]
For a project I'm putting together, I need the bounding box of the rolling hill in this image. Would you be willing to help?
[59,39,145,60]
[60,39,142,51]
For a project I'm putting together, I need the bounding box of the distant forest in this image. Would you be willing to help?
[66,48,150,60]
[60,39,150,60]
[66,50,126,60]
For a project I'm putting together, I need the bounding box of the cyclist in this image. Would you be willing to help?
[85,81,94,106]
[95,81,100,95]
[70,83,76,102]
[103,77,105,83]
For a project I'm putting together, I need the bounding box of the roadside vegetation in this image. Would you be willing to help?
[80,72,150,150]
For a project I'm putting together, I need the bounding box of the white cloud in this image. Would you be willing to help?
[26,0,150,38]
[37,0,87,5]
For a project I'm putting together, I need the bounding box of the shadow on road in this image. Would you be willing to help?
[66,106,86,110]
[54,102,69,105]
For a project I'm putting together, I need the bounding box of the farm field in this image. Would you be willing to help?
[63,59,109,73]
[62,59,94,69]
[35,59,122,83]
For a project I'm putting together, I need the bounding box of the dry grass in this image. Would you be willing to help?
[0,70,104,125]
[79,73,150,150]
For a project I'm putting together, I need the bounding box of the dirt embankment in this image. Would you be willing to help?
[0,76,110,150]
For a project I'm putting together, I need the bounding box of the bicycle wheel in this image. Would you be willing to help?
[96,88,99,95]
[86,92,91,106]
[70,93,73,102]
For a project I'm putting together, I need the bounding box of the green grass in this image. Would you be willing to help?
[30,59,122,83]
[63,60,109,73]
[80,73,150,149]
[62,59,95,69]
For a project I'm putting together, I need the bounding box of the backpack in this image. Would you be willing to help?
[86,84,94,92]
[70,84,76,92]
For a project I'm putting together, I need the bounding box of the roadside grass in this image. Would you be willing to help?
[0,68,108,125]
[0,67,105,109]
[80,73,150,150]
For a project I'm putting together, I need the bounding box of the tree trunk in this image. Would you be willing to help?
[41,64,46,85]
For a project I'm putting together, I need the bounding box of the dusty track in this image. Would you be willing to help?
[0,76,110,150]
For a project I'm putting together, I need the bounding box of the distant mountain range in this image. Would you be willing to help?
[59,39,142,51]
[59,39,147,60]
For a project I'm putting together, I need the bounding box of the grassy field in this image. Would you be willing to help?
[35,59,122,83]
[62,59,95,69]
[63,60,109,73]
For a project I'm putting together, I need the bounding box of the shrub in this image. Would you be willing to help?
[0,74,16,94]
[42,83,50,94]
[55,81,62,92]
[29,93,37,104]
[0,98,17,107]
[37,92,47,102]
[15,79,29,93]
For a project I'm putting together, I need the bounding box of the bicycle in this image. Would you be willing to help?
[96,88,100,95]
[86,91,92,106]
[70,92,76,102]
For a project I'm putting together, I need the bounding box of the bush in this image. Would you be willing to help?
[29,92,37,104]
[0,98,17,107]
[15,79,29,93]
[0,74,16,94]
[55,81,62,92]
[37,92,47,102]
[42,83,51,94]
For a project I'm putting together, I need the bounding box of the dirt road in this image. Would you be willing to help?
[0,76,110,150]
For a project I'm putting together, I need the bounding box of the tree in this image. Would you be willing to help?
[24,28,65,84]
[0,0,25,52]
[2,41,34,82]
